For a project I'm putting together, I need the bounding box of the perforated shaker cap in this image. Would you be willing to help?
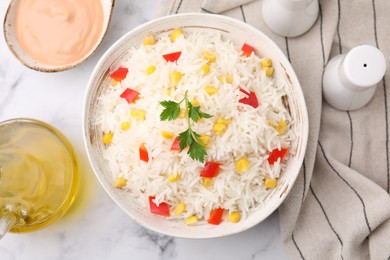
[343,45,386,88]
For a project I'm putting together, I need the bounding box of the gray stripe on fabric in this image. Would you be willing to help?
[240,5,246,22]
[336,0,354,169]
[200,7,215,14]
[175,0,183,13]
[310,185,344,260]
[302,162,307,203]
[319,2,325,67]
[285,37,291,62]
[292,232,305,260]
[336,0,342,54]
[168,0,177,14]
[372,0,390,193]
[318,142,372,233]
[347,111,353,167]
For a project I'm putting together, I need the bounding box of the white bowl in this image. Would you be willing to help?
[83,13,309,238]
[3,0,114,72]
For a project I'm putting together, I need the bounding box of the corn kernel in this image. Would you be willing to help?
[146,65,156,75]
[170,71,183,87]
[203,177,213,188]
[203,51,216,63]
[276,120,287,135]
[199,135,210,147]
[201,63,210,75]
[130,109,146,119]
[161,130,174,138]
[267,120,274,126]
[168,173,181,182]
[174,202,186,215]
[264,178,277,189]
[204,86,218,96]
[114,177,127,189]
[225,75,233,83]
[178,107,187,118]
[112,80,118,86]
[170,29,183,42]
[143,35,156,45]
[102,132,113,144]
[219,75,233,84]
[236,158,250,173]
[217,118,231,126]
[191,100,201,107]
[264,66,274,77]
[185,216,199,225]
[227,212,241,223]
[166,89,171,96]
[213,123,227,135]
[261,58,272,68]
[121,122,131,131]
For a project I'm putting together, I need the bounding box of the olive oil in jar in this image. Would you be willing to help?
[0,118,78,234]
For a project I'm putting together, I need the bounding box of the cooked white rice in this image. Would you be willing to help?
[96,30,296,223]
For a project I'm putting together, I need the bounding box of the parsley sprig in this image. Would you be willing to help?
[160,91,212,162]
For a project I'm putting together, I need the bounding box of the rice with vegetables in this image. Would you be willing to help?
[97,29,296,225]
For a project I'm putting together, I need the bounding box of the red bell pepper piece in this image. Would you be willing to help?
[170,137,180,151]
[139,144,149,162]
[239,88,259,108]
[149,196,170,217]
[120,88,139,103]
[200,162,222,178]
[268,148,289,165]
[110,67,128,82]
[208,208,224,225]
[241,43,255,57]
[162,51,182,62]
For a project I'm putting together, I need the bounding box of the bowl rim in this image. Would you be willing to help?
[83,12,309,238]
[3,0,115,72]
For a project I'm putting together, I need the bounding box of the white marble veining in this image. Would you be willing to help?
[0,1,288,259]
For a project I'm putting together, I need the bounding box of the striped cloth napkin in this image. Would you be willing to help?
[157,0,390,259]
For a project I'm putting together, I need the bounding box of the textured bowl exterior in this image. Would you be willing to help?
[3,0,115,72]
[83,13,309,238]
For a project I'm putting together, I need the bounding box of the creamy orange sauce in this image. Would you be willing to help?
[15,0,104,66]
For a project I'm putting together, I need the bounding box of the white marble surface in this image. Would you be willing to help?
[0,1,288,259]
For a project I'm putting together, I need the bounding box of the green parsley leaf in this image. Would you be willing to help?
[178,129,193,150]
[188,141,207,163]
[160,100,180,121]
[159,91,213,162]
[189,105,212,123]
[189,104,199,123]
[198,110,212,119]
